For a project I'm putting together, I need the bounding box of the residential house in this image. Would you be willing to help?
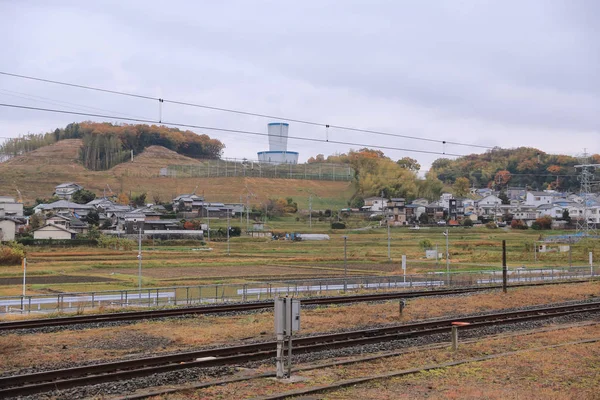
[0,218,17,241]
[475,194,502,217]
[33,224,77,240]
[35,200,94,217]
[536,204,565,219]
[173,194,204,212]
[362,197,387,213]
[525,191,555,207]
[506,187,527,201]
[54,183,83,200]
[425,202,445,221]
[386,198,406,225]
[405,204,426,222]
[46,214,89,235]
[440,193,453,209]
[0,196,23,217]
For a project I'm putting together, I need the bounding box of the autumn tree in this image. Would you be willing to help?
[117,193,130,205]
[453,177,470,197]
[396,157,421,172]
[494,170,512,188]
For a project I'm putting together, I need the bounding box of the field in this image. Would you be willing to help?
[0,140,354,208]
[0,223,597,297]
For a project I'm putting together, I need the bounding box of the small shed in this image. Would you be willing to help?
[33,224,77,240]
[0,218,17,241]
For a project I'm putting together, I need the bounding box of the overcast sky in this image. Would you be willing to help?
[1,0,598,169]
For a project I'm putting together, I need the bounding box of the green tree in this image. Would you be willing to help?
[132,192,147,207]
[396,157,421,172]
[29,213,44,230]
[453,177,470,197]
[85,210,100,226]
[418,212,430,225]
[498,190,510,205]
[71,189,96,204]
[562,209,571,223]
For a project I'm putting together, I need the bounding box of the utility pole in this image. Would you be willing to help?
[137,223,143,290]
[246,194,250,233]
[227,208,230,256]
[343,236,348,292]
[444,229,449,285]
[207,208,210,243]
[22,257,27,297]
[387,219,391,261]
[502,239,507,293]
[309,195,312,228]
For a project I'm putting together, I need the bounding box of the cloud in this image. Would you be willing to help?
[0,0,598,170]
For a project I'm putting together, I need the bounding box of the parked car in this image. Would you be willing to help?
[437,220,447,226]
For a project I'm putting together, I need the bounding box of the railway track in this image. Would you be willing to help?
[1,301,599,398]
[0,279,592,332]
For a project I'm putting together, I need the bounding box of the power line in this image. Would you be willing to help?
[0,103,465,157]
[0,71,494,150]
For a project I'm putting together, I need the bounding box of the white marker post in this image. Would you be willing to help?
[402,255,407,284]
[590,252,594,277]
[22,257,27,297]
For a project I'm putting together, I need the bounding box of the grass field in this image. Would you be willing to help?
[0,222,597,297]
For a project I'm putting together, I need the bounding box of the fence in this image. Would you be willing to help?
[162,160,354,181]
[1,266,595,315]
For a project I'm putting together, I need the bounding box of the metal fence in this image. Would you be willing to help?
[0,266,595,315]
[162,161,354,181]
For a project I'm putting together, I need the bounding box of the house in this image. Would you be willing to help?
[173,194,204,212]
[54,183,83,200]
[536,204,565,219]
[440,193,453,209]
[412,198,429,207]
[525,191,555,207]
[386,198,406,225]
[425,202,445,221]
[46,214,89,234]
[0,196,23,217]
[405,204,426,222]
[506,187,527,201]
[35,200,94,217]
[475,195,502,217]
[33,224,77,240]
[363,197,387,213]
[0,218,17,241]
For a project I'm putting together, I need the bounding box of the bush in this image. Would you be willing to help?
[331,222,346,229]
[485,221,498,229]
[511,219,528,230]
[463,218,473,227]
[0,246,25,265]
[419,239,433,250]
[533,216,552,230]
[97,235,135,250]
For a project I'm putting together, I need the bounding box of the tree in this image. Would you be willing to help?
[71,189,96,205]
[562,209,571,224]
[453,177,470,197]
[417,171,444,201]
[498,190,510,205]
[132,192,147,207]
[396,157,421,172]
[349,196,364,208]
[85,210,100,226]
[418,212,430,225]
[117,193,130,205]
[494,170,512,188]
[29,213,44,230]
[463,218,473,227]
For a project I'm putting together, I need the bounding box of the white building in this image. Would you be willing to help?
[362,197,387,213]
[525,191,554,207]
[54,183,84,200]
[0,196,23,217]
[440,193,453,209]
[33,224,77,240]
[0,218,17,241]
[536,204,565,219]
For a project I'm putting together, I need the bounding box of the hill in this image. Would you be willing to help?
[431,147,600,192]
[0,122,225,170]
[0,140,354,208]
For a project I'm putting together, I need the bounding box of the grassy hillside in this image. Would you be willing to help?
[0,139,354,208]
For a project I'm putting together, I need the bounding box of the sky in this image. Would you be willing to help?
[1,0,599,170]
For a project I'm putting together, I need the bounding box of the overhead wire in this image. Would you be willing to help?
[0,103,466,157]
[0,71,494,150]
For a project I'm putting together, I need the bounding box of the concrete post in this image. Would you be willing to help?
[451,326,459,351]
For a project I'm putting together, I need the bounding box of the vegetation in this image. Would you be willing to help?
[0,245,25,265]
[431,147,600,191]
[71,189,96,204]
[0,122,225,170]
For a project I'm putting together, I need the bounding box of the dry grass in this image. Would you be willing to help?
[161,323,600,400]
[1,282,598,372]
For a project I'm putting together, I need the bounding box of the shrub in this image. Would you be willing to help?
[463,218,473,227]
[97,235,135,250]
[511,219,528,230]
[0,246,24,265]
[331,222,346,229]
[533,216,552,230]
[485,221,498,229]
[419,239,433,250]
